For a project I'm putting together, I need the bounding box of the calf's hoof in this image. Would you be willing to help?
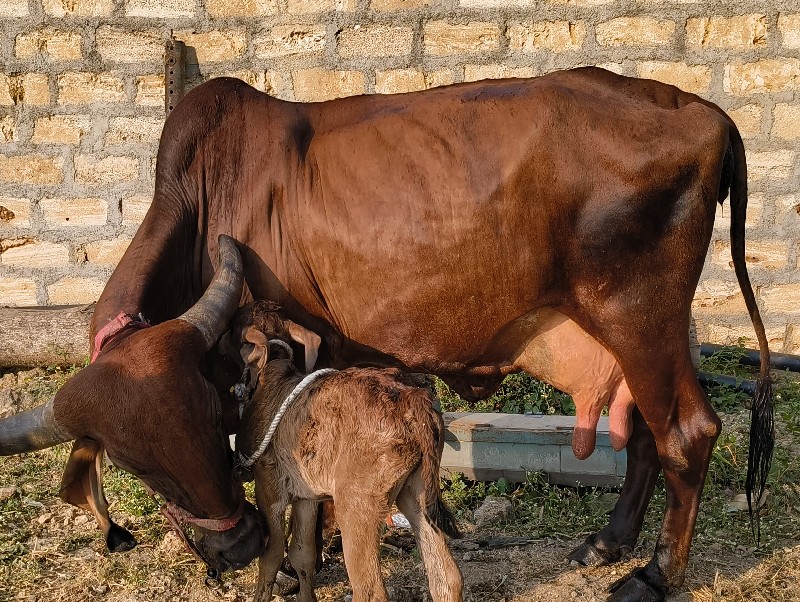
[567,535,629,567]
[106,522,137,553]
[275,570,300,596]
[607,568,666,602]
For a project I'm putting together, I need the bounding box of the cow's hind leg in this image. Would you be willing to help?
[568,408,660,566]
[600,339,720,601]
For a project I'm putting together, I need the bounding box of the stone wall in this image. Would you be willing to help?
[0,0,798,351]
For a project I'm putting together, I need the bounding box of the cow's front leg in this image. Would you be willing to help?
[568,409,660,567]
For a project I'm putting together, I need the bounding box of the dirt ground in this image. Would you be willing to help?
[1,488,798,602]
[1,369,799,602]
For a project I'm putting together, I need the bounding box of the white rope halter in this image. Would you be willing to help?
[237,367,338,469]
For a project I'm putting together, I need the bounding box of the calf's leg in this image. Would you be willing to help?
[254,480,288,602]
[396,468,463,602]
[334,488,389,602]
[288,499,320,602]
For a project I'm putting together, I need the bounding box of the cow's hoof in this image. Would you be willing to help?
[607,569,665,602]
[567,536,629,567]
[106,522,137,553]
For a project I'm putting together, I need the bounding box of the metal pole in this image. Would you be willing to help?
[165,36,186,116]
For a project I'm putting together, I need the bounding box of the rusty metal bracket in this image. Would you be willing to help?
[165,34,186,116]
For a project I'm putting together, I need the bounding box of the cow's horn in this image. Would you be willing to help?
[178,234,244,350]
[0,398,73,455]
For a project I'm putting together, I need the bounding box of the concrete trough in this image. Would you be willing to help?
[441,412,627,487]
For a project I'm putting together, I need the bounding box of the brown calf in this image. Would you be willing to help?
[229,302,463,602]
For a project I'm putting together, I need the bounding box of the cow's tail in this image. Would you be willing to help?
[411,392,461,539]
[727,125,774,541]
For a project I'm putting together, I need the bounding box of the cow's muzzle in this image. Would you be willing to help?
[160,499,266,580]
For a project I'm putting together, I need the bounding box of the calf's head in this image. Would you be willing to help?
[0,235,265,574]
[222,301,322,379]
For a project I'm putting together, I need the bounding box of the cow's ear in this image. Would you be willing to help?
[60,438,136,553]
[285,321,322,371]
[242,326,269,374]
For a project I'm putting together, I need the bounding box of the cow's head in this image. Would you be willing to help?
[0,235,265,575]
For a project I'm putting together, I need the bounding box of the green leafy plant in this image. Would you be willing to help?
[435,373,575,415]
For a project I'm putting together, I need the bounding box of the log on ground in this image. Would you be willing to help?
[0,304,93,368]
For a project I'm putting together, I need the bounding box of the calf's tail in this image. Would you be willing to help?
[409,390,461,539]
[726,126,774,540]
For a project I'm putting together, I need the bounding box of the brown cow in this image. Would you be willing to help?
[228,301,462,602]
[0,68,773,602]
[0,236,266,574]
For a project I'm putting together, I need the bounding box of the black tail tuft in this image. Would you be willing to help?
[427,497,462,539]
[745,375,774,541]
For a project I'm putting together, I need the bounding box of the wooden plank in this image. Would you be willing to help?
[0,304,92,368]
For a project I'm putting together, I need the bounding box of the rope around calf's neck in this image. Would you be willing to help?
[237,368,338,469]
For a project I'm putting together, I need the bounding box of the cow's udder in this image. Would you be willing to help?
[511,309,635,460]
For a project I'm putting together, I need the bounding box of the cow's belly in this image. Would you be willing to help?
[509,308,634,459]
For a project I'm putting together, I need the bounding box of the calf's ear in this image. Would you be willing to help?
[285,321,322,372]
[241,326,270,375]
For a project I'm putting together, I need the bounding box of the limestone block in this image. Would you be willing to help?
[135,74,164,106]
[105,117,164,145]
[779,14,800,48]
[42,0,113,17]
[0,115,14,142]
[1,241,69,268]
[761,283,800,314]
[508,21,586,53]
[692,280,748,316]
[0,155,63,185]
[58,72,126,105]
[375,69,425,94]
[96,27,163,64]
[122,195,151,225]
[727,104,763,137]
[463,64,535,82]
[74,155,139,185]
[596,17,675,47]
[84,238,132,265]
[636,61,712,95]
[286,0,356,14]
[175,30,247,62]
[0,278,37,306]
[253,25,326,59]
[423,21,501,56]
[686,15,767,49]
[31,115,92,145]
[712,239,788,270]
[370,0,430,10]
[0,74,50,106]
[337,25,414,58]
[40,198,108,228]
[126,0,196,18]
[0,198,31,228]
[15,29,82,60]
[773,103,800,140]
[47,278,107,305]
[724,59,800,95]
[292,69,365,101]
[746,150,796,181]
[206,0,278,17]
